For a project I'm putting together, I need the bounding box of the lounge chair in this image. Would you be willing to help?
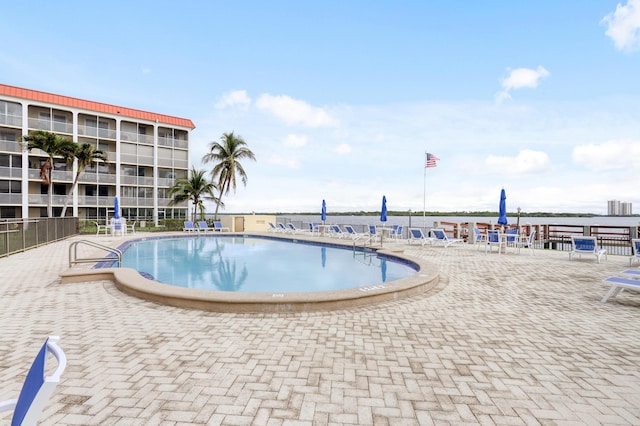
[197,221,215,232]
[514,230,536,255]
[183,221,197,232]
[213,221,230,232]
[309,222,320,236]
[629,239,640,266]
[286,223,307,234]
[344,225,367,240]
[0,336,67,425]
[328,225,345,238]
[408,228,433,246]
[367,225,380,243]
[569,236,607,263]
[601,275,640,303]
[268,222,278,232]
[485,230,505,254]
[431,228,463,248]
[277,223,288,233]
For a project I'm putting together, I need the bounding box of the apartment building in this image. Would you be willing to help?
[0,84,194,223]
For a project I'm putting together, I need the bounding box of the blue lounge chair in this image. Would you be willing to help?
[431,228,463,248]
[213,221,230,232]
[277,223,287,233]
[329,225,346,238]
[569,236,607,263]
[286,223,308,234]
[408,228,432,246]
[268,222,278,232]
[344,225,367,240]
[0,336,67,425]
[183,221,197,232]
[601,275,640,303]
[197,221,215,233]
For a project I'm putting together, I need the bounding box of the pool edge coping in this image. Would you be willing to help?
[60,232,441,313]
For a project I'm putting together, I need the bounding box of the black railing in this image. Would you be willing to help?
[0,217,78,257]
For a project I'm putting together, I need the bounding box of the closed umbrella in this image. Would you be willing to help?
[113,196,120,219]
[380,195,387,223]
[498,188,508,227]
[321,199,327,223]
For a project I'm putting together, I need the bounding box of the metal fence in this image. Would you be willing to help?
[0,217,78,257]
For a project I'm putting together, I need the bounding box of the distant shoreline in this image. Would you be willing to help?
[229,211,639,218]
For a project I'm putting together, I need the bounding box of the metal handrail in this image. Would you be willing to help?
[69,239,122,267]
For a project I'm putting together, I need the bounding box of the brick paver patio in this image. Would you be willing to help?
[1,233,639,425]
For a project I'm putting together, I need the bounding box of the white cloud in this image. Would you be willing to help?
[141,66,151,74]
[334,143,352,154]
[572,139,640,171]
[255,94,338,127]
[602,0,640,53]
[283,134,307,148]
[485,149,550,176]
[268,154,301,169]
[215,90,252,109]
[495,66,550,102]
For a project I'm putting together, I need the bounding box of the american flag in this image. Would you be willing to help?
[425,152,440,168]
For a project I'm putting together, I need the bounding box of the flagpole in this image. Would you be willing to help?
[423,151,427,227]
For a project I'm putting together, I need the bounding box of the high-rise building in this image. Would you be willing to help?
[608,200,621,216]
[0,84,195,223]
[621,202,633,216]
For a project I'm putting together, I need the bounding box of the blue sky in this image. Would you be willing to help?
[3,1,639,214]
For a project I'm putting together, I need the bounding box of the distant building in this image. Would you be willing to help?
[608,200,633,216]
[0,84,195,222]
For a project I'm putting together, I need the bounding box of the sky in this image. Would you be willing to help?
[2,1,640,215]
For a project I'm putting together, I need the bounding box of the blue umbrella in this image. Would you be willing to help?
[380,195,387,223]
[497,188,507,226]
[321,199,327,223]
[113,196,120,219]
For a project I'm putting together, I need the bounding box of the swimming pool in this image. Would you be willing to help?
[116,235,418,293]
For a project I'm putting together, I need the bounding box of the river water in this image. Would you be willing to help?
[278,215,640,229]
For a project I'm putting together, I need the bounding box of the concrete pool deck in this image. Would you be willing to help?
[1,232,639,425]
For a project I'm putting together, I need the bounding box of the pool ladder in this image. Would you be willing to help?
[68,239,122,268]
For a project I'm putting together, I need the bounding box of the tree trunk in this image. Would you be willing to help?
[60,173,81,217]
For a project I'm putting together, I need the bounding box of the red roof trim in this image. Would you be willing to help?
[0,83,195,129]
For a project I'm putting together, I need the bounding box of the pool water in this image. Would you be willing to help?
[117,236,417,293]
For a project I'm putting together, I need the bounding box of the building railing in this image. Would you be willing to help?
[0,217,78,258]
[0,140,21,152]
[0,113,22,127]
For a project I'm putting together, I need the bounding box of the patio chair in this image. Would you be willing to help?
[473,228,487,250]
[125,220,136,234]
[213,221,230,232]
[485,230,505,254]
[514,230,536,255]
[0,336,67,426]
[408,228,433,246]
[309,222,320,236]
[569,236,607,263]
[94,221,109,236]
[277,223,288,233]
[431,228,463,248]
[183,221,197,232]
[268,222,278,232]
[390,225,404,240]
[197,221,215,232]
[629,239,640,266]
[601,275,640,303]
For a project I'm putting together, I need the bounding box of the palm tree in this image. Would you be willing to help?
[22,130,77,217]
[60,143,107,217]
[202,132,256,219]
[167,168,219,221]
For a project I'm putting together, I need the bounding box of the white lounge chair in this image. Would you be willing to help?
[213,221,230,232]
[569,236,607,263]
[601,275,640,303]
[268,222,278,232]
[329,225,346,238]
[408,228,433,246]
[183,221,197,232]
[344,225,368,240]
[277,223,288,233]
[0,336,66,425]
[629,239,640,266]
[431,228,463,248]
[197,221,215,232]
[286,223,308,234]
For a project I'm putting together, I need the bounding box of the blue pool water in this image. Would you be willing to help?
[115,236,418,293]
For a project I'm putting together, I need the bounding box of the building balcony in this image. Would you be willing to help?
[0,114,22,127]
[120,131,154,145]
[77,125,116,140]
[0,193,22,204]
[0,140,21,153]
[0,167,23,179]
[28,118,73,135]
[27,194,68,205]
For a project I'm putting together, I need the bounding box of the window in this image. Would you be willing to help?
[11,181,21,193]
[0,180,22,193]
[85,186,97,196]
[98,186,109,197]
[53,184,66,195]
[11,155,21,168]
[0,154,9,167]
